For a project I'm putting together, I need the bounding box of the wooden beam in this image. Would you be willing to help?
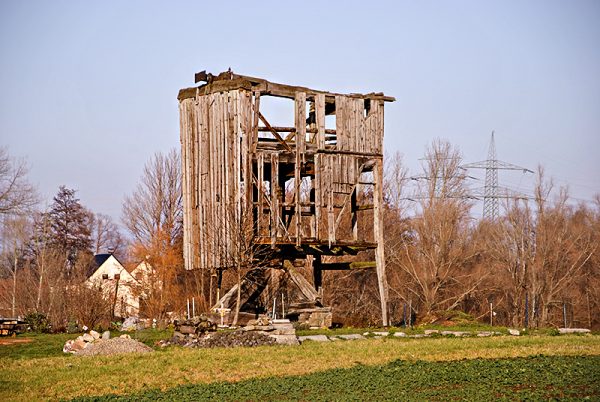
[270,153,279,247]
[313,255,323,299]
[373,159,389,326]
[179,71,396,102]
[257,112,293,153]
[294,92,306,246]
[320,261,377,271]
[251,91,261,154]
[257,126,336,135]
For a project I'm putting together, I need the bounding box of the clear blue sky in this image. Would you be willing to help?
[1,0,599,221]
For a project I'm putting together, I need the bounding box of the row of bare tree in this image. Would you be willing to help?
[325,140,598,329]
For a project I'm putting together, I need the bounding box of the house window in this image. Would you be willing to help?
[114,274,120,280]
[102,274,108,280]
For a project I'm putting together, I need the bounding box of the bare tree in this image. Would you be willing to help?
[388,140,482,320]
[122,149,184,318]
[0,215,31,316]
[485,198,535,326]
[122,149,182,247]
[529,168,597,326]
[0,147,38,216]
[90,213,126,256]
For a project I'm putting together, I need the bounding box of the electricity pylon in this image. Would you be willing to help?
[462,132,533,220]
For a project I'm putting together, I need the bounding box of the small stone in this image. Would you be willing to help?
[298,335,330,343]
[373,331,389,337]
[269,334,299,345]
[120,334,131,339]
[90,330,100,340]
[558,328,591,334]
[337,334,365,340]
[393,332,407,337]
[362,332,370,336]
[424,330,439,335]
[477,331,493,337]
[508,329,520,336]
[442,331,469,337]
[102,331,110,340]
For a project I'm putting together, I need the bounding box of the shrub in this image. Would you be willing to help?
[24,312,51,333]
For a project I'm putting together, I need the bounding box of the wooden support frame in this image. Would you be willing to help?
[179,70,393,326]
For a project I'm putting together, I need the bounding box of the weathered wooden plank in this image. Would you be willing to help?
[320,261,377,270]
[199,95,210,269]
[335,95,345,151]
[314,153,321,241]
[257,153,264,236]
[315,93,326,150]
[351,185,358,240]
[373,158,389,326]
[181,72,397,102]
[179,100,189,270]
[257,112,293,153]
[251,91,261,154]
[270,153,279,247]
[327,156,335,246]
[257,126,336,134]
[178,78,253,100]
[294,92,306,246]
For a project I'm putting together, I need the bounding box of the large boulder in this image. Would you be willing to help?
[122,317,141,332]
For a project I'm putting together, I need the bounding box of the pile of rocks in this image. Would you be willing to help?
[243,317,299,345]
[174,315,217,336]
[63,330,111,353]
[159,315,299,348]
[158,315,219,347]
[63,331,153,356]
[159,328,277,348]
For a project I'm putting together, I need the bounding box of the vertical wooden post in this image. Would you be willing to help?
[351,186,358,240]
[309,175,316,239]
[313,254,323,299]
[270,153,279,247]
[295,92,306,246]
[257,153,264,236]
[316,94,325,150]
[314,154,321,241]
[373,158,389,326]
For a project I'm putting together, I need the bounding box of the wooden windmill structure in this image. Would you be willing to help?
[178,70,394,326]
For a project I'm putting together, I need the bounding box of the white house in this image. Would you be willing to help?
[130,260,154,286]
[86,253,140,317]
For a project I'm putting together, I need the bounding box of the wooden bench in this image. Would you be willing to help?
[0,319,27,336]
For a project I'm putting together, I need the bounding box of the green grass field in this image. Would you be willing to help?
[73,355,600,401]
[1,329,598,401]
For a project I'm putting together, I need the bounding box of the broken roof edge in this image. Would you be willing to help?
[177,70,396,103]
